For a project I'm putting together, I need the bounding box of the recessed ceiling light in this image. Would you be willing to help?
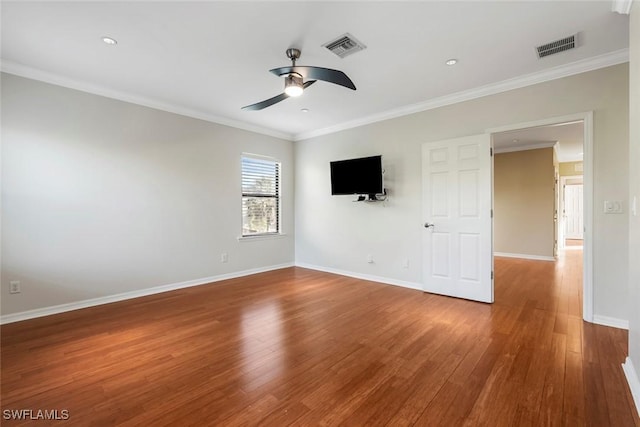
[445,58,458,66]
[102,36,117,45]
[512,139,519,143]
[301,108,309,113]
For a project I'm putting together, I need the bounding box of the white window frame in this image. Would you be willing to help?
[240,154,282,238]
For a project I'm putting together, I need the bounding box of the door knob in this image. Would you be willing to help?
[424,222,435,229]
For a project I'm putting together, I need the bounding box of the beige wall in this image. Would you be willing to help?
[1,74,295,316]
[494,148,555,258]
[295,63,629,322]
[559,161,584,176]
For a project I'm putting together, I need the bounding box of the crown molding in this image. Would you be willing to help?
[2,48,629,144]
[293,48,629,141]
[612,0,634,14]
[0,60,294,141]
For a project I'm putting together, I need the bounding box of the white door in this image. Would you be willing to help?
[422,134,493,303]
[564,184,584,239]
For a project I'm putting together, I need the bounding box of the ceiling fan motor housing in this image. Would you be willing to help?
[286,48,301,63]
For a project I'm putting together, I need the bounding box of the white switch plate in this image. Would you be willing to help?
[603,200,623,214]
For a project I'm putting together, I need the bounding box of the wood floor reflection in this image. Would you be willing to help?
[2,249,638,426]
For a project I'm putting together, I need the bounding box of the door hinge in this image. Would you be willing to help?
[491,271,494,280]
[490,147,493,156]
[491,209,493,218]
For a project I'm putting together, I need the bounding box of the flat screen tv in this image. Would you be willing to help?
[330,155,383,198]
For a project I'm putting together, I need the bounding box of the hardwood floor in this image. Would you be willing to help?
[565,239,584,247]
[2,250,638,426]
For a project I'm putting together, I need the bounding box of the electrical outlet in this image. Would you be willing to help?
[603,200,623,214]
[402,259,409,269]
[367,254,374,264]
[10,281,21,294]
[221,252,228,263]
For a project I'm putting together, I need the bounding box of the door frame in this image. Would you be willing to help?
[487,111,594,323]
[560,175,584,244]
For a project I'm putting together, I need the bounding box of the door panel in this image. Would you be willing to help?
[422,134,493,303]
[565,184,584,239]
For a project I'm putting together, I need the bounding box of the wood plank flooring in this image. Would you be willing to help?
[2,250,638,426]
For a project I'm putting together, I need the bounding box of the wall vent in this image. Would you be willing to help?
[323,33,366,58]
[536,34,578,58]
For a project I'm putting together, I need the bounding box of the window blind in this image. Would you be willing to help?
[241,156,280,236]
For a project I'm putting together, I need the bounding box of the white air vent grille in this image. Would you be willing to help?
[323,33,366,58]
[536,34,577,58]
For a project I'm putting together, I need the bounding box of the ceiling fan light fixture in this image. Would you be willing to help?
[241,47,355,110]
[284,74,304,97]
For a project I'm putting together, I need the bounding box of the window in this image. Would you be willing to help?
[241,156,280,236]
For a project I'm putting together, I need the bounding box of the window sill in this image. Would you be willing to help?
[237,233,288,242]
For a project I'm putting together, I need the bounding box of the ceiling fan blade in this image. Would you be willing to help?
[241,80,316,111]
[270,66,356,90]
[241,93,288,111]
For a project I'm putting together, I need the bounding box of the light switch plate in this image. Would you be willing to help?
[603,200,623,214]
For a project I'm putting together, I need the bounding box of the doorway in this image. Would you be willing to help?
[561,175,584,249]
[488,112,592,322]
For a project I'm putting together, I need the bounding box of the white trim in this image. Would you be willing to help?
[294,49,628,141]
[487,111,594,324]
[0,61,293,141]
[623,357,640,418]
[612,0,634,14]
[486,113,589,135]
[241,152,280,162]
[2,51,627,145]
[0,263,294,325]
[240,155,283,238]
[494,252,556,261]
[582,112,594,323]
[237,233,288,242]
[295,262,423,291]
[493,141,557,154]
[593,315,629,330]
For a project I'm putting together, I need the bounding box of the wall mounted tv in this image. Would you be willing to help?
[330,155,384,199]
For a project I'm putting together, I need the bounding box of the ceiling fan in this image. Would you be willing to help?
[242,48,356,111]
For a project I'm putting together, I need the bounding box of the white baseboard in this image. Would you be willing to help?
[494,252,556,261]
[295,262,423,292]
[0,263,294,325]
[623,357,640,418]
[592,314,629,330]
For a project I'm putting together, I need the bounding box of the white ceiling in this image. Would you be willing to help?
[493,121,584,162]
[0,1,629,141]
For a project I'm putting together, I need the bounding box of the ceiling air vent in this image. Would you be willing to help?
[536,33,578,58]
[323,33,367,58]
